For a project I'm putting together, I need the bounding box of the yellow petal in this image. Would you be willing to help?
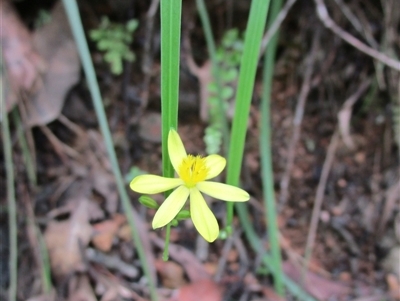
[168,129,187,174]
[204,154,226,180]
[196,181,249,202]
[152,185,189,228]
[130,175,183,194]
[190,188,219,242]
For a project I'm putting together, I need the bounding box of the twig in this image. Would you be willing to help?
[332,0,378,49]
[378,181,400,235]
[214,230,239,282]
[303,76,373,274]
[259,0,298,59]
[314,0,400,71]
[279,30,321,207]
[302,131,339,279]
[39,125,81,160]
[337,78,372,149]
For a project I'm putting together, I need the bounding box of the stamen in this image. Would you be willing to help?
[179,155,208,187]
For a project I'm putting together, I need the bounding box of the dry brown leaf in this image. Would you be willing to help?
[68,274,97,301]
[168,279,224,301]
[92,214,126,252]
[45,199,93,279]
[150,234,211,282]
[155,259,187,289]
[261,287,285,301]
[91,164,119,214]
[25,1,80,127]
[283,261,351,300]
[0,0,44,98]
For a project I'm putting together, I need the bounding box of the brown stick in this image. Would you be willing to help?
[279,30,321,207]
[314,0,400,71]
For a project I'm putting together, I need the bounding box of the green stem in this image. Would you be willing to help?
[236,203,317,301]
[162,224,172,261]
[260,0,284,295]
[12,109,36,185]
[61,2,157,300]
[160,0,181,179]
[226,0,270,227]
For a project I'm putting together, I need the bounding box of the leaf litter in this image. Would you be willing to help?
[3,0,400,300]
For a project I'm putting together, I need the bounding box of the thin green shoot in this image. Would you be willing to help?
[225,0,270,229]
[159,0,182,260]
[12,108,52,293]
[236,203,317,301]
[259,0,284,295]
[61,1,157,300]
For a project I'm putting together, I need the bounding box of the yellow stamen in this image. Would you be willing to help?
[179,155,208,187]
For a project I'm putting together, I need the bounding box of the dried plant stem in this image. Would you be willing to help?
[302,131,339,280]
[314,0,400,71]
[259,0,297,58]
[279,31,320,207]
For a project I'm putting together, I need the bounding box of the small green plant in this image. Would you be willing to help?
[89,16,138,75]
[34,9,52,29]
[204,29,244,154]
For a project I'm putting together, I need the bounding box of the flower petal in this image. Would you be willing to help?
[190,188,219,242]
[168,129,187,174]
[196,181,250,202]
[130,175,183,194]
[152,185,189,228]
[204,154,226,180]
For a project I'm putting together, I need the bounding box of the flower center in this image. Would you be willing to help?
[179,155,208,187]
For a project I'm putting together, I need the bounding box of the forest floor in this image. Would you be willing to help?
[1,0,399,300]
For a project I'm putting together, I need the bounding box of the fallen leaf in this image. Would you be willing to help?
[45,198,93,279]
[150,234,211,282]
[68,274,96,301]
[155,259,187,289]
[25,1,80,127]
[168,279,224,301]
[92,214,126,252]
[283,261,351,300]
[0,0,44,96]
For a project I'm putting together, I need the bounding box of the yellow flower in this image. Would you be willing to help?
[130,128,249,242]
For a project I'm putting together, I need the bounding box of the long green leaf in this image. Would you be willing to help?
[260,0,284,294]
[61,1,158,300]
[160,0,181,179]
[226,0,270,226]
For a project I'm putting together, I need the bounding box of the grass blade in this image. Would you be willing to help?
[226,0,270,227]
[160,0,182,178]
[259,0,284,295]
[61,1,158,299]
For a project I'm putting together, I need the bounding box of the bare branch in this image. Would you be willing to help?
[314,0,400,71]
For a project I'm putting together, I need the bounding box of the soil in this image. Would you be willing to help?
[1,0,399,300]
